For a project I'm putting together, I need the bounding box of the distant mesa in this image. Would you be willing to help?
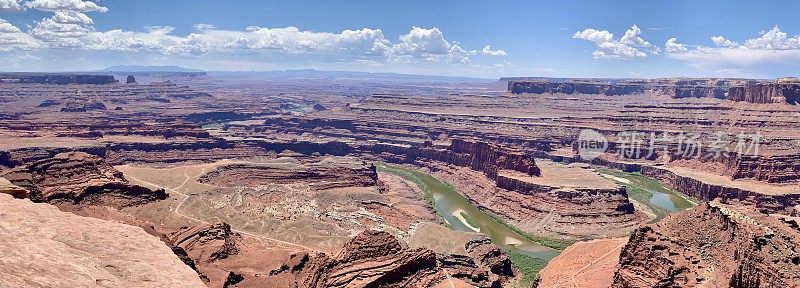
[100,65,204,73]
[100,65,207,77]
[0,73,117,85]
[126,75,137,84]
[506,77,800,104]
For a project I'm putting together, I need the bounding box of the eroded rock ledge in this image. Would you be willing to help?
[271,229,514,288]
[612,202,800,287]
[1,151,166,207]
[198,157,378,190]
[642,165,800,213]
[0,73,117,85]
[508,78,800,104]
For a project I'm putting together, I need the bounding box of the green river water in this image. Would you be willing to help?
[597,168,697,222]
[377,164,563,260]
[377,163,697,284]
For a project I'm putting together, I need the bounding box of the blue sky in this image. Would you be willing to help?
[1,0,800,78]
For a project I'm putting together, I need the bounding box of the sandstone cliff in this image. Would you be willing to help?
[0,73,117,85]
[508,78,800,104]
[197,158,378,190]
[271,229,514,288]
[641,165,800,213]
[0,176,27,198]
[168,222,244,287]
[1,151,166,207]
[372,138,540,181]
[508,80,648,96]
[612,202,800,287]
[0,193,205,288]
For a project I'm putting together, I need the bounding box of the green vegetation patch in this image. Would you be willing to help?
[376,164,435,206]
[459,211,480,228]
[506,249,549,287]
[485,211,573,250]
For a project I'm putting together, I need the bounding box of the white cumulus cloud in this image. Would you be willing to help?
[30,13,94,47]
[0,18,42,51]
[573,25,658,59]
[0,0,25,12]
[395,27,450,54]
[711,36,738,47]
[0,4,510,69]
[481,45,507,56]
[667,26,800,69]
[665,38,687,53]
[743,26,800,50]
[52,10,93,24]
[24,0,108,12]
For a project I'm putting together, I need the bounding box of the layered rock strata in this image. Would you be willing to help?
[197,158,378,190]
[508,78,800,104]
[0,176,27,198]
[167,222,244,287]
[641,165,800,213]
[271,229,514,288]
[1,151,166,207]
[612,202,800,287]
[0,73,117,85]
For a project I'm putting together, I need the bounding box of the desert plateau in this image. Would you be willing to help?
[1,1,799,287]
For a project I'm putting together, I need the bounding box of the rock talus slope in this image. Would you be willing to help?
[0,193,205,288]
[612,202,800,288]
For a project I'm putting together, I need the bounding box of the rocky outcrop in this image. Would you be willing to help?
[535,238,627,288]
[464,237,515,277]
[1,151,166,207]
[641,165,800,213]
[450,138,541,177]
[508,80,648,96]
[728,83,800,104]
[508,78,800,104]
[726,154,800,183]
[0,193,205,288]
[169,222,241,263]
[272,230,514,288]
[0,176,27,198]
[612,202,800,287]
[197,158,378,190]
[126,75,137,84]
[372,138,540,181]
[167,222,242,286]
[0,73,117,85]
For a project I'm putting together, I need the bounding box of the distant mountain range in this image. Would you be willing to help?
[98,65,205,73]
[208,69,495,83]
[92,66,494,83]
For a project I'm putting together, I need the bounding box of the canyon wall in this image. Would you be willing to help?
[197,160,379,190]
[508,81,648,96]
[612,202,800,287]
[508,78,800,104]
[726,154,800,183]
[373,139,541,177]
[0,73,117,85]
[1,151,166,207]
[641,165,800,213]
[269,229,514,288]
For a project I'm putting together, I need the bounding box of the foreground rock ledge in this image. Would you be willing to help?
[0,193,205,288]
